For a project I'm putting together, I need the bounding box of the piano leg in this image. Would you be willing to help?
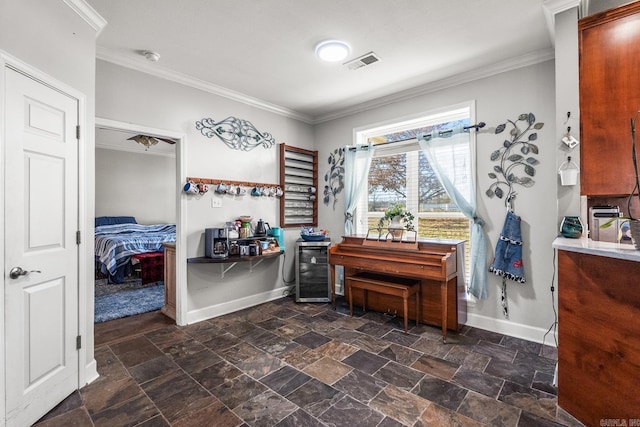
[441,280,448,344]
[330,264,336,308]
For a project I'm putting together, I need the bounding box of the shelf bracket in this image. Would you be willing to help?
[249,258,265,272]
[220,262,238,278]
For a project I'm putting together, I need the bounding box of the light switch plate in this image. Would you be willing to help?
[211,197,222,208]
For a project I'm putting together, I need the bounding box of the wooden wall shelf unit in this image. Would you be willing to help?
[579,2,640,196]
[187,251,283,278]
[279,144,318,228]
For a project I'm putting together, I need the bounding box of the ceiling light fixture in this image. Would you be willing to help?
[315,40,350,62]
[143,51,161,62]
[128,135,159,151]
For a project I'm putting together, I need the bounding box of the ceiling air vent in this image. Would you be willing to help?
[344,52,381,71]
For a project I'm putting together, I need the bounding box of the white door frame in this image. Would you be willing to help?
[0,51,88,425]
[95,117,188,326]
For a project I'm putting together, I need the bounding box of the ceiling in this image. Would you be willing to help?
[87,0,557,124]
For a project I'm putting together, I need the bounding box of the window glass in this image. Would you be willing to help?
[356,110,473,284]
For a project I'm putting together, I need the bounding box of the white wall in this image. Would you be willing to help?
[315,60,559,344]
[95,148,176,224]
[96,60,314,322]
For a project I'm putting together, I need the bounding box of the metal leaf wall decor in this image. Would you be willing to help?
[323,147,345,210]
[486,113,543,202]
[195,116,276,151]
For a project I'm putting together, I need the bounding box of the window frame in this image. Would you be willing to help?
[353,102,477,286]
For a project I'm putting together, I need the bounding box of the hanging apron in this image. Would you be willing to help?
[489,210,525,317]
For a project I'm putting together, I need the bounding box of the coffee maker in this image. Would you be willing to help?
[205,228,229,258]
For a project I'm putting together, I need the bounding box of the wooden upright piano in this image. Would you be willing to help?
[328,235,466,342]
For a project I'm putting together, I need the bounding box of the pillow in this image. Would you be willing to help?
[95,216,137,227]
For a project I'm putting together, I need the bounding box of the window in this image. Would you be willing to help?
[354,106,474,283]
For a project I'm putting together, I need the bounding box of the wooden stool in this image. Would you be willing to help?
[347,273,420,333]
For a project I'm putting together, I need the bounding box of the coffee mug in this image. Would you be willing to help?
[268,186,277,197]
[216,182,227,194]
[227,183,236,195]
[261,185,269,196]
[275,186,284,197]
[309,186,316,194]
[251,186,262,197]
[237,184,247,196]
[183,180,199,194]
[197,183,209,194]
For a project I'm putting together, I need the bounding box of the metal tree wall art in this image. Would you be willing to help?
[486,113,543,203]
[195,116,276,151]
[323,147,345,210]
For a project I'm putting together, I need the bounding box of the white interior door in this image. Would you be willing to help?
[4,67,79,426]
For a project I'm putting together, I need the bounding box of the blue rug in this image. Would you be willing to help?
[95,280,164,323]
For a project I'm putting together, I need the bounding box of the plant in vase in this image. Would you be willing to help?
[378,202,415,239]
[600,109,640,249]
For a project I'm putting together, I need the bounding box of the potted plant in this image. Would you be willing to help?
[378,202,415,239]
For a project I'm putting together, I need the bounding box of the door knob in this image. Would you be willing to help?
[9,267,41,280]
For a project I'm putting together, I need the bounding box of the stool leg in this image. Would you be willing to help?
[362,290,367,312]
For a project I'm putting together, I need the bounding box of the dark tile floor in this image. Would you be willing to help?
[34,297,584,427]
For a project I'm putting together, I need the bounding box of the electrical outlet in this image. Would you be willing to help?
[211,197,222,208]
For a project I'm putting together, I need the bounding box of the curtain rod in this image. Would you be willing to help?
[350,122,485,150]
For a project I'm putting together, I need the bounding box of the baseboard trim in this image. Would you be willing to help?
[186,287,289,324]
[465,312,557,347]
[84,359,99,385]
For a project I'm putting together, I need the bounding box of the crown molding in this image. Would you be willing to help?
[312,48,555,124]
[96,47,314,124]
[98,46,555,126]
[542,0,583,40]
[63,0,107,35]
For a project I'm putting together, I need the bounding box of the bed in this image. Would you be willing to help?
[94,216,176,284]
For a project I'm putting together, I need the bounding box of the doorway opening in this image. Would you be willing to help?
[93,118,184,328]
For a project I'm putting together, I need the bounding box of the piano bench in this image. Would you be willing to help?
[346,272,420,334]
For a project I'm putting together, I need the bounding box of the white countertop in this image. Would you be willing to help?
[552,236,640,262]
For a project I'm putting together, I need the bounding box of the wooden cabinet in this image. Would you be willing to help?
[557,250,640,425]
[579,2,640,196]
[162,243,176,320]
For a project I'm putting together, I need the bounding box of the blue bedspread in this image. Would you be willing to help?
[95,223,176,279]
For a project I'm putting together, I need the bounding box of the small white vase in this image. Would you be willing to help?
[388,215,405,240]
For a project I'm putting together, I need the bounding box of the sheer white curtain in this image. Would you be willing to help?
[418,129,488,299]
[344,143,374,235]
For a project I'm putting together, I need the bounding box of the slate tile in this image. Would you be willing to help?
[294,331,332,349]
[318,395,384,426]
[413,375,469,411]
[210,374,268,410]
[261,366,313,397]
[411,354,460,380]
[343,349,389,375]
[285,378,343,417]
[499,380,558,422]
[369,384,431,426]
[381,330,420,347]
[373,361,424,390]
[189,360,242,391]
[234,390,298,426]
[274,409,325,427]
[458,391,521,427]
[303,356,352,385]
[485,358,536,387]
[356,321,394,338]
[333,368,388,404]
[452,368,504,398]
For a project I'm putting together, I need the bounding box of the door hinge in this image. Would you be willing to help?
[76,230,81,245]
[76,335,81,350]
[76,125,80,140]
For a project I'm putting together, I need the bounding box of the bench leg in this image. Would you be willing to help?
[362,290,367,312]
[348,283,353,317]
[416,288,420,328]
[403,295,409,333]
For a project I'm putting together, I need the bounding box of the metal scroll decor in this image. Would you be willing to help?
[486,113,543,203]
[195,116,276,151]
